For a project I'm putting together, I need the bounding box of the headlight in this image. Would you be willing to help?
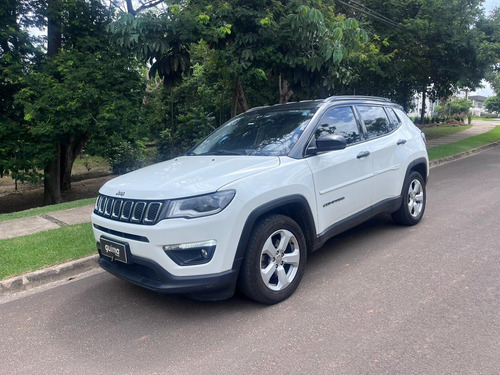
[165,190,236,219]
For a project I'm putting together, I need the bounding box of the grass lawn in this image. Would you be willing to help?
[0,223,96,280]
[72,155,110,175]
[0,198,96,223]
[428,125,500,161]
[421,124,472,140]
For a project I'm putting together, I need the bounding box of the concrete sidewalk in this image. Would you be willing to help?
[425,119,499,148]
[0,204,95,240]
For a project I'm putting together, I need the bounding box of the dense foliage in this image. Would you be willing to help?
[444,98,474,116]
[1,0,500,204]
[484,96,500,113]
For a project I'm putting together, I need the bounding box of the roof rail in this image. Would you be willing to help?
[324,95,391,103]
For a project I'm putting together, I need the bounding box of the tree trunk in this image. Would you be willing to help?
[439,97,448,117]
[231,77,249,117]
[279,75,294,104]
[420,88,427,123]
[44,144,61,205]
[125,0,136,15]
[231,86,237,118]
[47,0,62,57]
[60,133,90,191]
[220,87,224,126]
[45,0,62,205]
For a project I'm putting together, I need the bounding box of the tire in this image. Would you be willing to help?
[238,214,307,304]
[392,171,426,226]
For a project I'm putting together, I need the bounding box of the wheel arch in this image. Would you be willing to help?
[407,157,428,183]
[232,195,317,271]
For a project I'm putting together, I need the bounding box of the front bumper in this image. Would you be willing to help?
[98,249,241,301]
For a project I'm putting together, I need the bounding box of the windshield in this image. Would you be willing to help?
[189,109,316,156]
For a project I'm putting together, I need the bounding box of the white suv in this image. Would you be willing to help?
[92,96,428,304]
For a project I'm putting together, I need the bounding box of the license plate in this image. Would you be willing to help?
[100,237,128,263]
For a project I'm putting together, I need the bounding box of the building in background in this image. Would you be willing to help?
[468,95,487,116]
[407,93,439,118]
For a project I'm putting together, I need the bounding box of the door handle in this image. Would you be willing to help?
[397,139,407,145]
[357,151,370,159]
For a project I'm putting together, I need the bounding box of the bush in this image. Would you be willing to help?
[107,139,146,174]
[155,108,215,161]
[451,112,467,122]
[484,96,500,114]
[446,98,473,116]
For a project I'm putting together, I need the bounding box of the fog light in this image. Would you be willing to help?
[163,240,217,266]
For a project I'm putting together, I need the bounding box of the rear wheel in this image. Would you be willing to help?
[238,214,307,304]
[392,171,426,226]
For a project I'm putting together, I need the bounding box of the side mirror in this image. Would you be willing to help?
[315,134,347,152]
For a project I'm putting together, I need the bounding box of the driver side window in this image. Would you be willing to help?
[315,107,361,145]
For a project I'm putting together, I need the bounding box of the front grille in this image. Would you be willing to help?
[95,194,166,225]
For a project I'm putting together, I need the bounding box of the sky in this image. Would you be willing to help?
[483,0,500,13]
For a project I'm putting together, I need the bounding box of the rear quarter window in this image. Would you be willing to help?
[357,106,392,139]
[385,108,402,131]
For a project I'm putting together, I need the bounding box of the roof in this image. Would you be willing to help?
[468,95,487,101]
[245,96,396,114]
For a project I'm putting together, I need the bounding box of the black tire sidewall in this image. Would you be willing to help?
[239,214,307,304]
[395,171,426,225]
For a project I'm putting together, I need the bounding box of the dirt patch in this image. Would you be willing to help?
[0,174,116,214]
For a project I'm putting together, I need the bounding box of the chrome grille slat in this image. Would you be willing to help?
[121,201,133,221]
[131,202,146,223]
[104,197,113,216]
[94,195,165,225]
[111,200,123,219]
[95,196,102,213]
[144,202,162,224]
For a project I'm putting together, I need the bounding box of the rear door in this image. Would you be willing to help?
[306,106,374,234]
[355,105,403,205]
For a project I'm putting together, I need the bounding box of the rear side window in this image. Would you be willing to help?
[314,106,361,145]
[357,106,392,139]
[394,108,417,127]
[385,108,402,130]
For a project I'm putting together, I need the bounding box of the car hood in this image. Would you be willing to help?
[99,155,281,200]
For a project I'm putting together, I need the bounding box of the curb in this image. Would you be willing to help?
[1,141,499,297]
[0,254,99,296]
[429,140,500,168]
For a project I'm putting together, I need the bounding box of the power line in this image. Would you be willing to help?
[336,0,409,31]
[349,0,408,28]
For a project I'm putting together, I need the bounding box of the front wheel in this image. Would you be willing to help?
[238,214,307,304]
[392,171,426,226]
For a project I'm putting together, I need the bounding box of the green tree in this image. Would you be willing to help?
[344,0,493,117]
[484,96,500,113]
[479,7,500,95]
[254,2,373,102]
[4,0,145,204]
[0,0,41,180]
[108,0,376,112]
[16,48,144,185]
[445,98,473,115]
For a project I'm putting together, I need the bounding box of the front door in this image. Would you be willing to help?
[306,106,373,235]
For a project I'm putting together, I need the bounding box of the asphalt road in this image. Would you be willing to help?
[1,147,499,375]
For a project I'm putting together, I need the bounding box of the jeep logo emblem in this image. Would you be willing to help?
[116,191,125,197]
